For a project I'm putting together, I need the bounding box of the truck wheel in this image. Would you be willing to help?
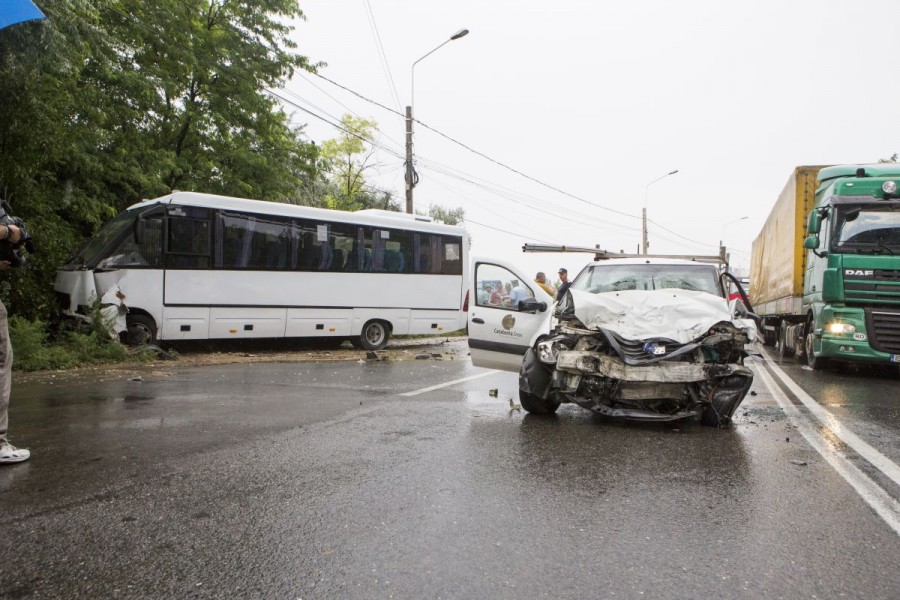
[777,324,791,359]
[519,389,561,415]
[804,330,828,370]
[358,320,390,350]
[124,314,157,346]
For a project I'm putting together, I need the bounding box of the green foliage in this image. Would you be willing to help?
[9,315,129,371]
[428,204,465,225]
[0,0,320,320]
[879,153,898,163]
[320,114,399,212]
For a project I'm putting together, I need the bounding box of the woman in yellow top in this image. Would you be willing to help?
[534,272,556,297]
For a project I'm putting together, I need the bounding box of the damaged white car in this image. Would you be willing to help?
[468,257,757,426]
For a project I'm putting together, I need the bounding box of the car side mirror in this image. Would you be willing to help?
[518,297,547,313]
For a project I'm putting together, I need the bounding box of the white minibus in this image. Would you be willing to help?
[54,192,469,350]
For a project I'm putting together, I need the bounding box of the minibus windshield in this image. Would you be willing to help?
[63,210,136,269]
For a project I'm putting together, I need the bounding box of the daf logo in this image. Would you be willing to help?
[501,314,516,330]
[845,269,874,277]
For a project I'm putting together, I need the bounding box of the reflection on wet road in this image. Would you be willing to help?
[1,354,899,598]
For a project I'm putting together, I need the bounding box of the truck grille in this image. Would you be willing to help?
[845,270,900,306]
[866,309,900,354]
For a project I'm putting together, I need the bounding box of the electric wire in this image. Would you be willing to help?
[362,0,402,112]
[100,3,735,255]
[427,176,563,245]
[164,0,720,250]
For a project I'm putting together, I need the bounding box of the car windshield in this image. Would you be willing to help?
[63,209,137,269]
[570,264,721,296]
[834,206,900,254]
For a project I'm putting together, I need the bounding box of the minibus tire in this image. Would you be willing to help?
[358,320,389,350]
[125,314,157,346]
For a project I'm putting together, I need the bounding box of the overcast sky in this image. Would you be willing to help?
[285,0,900,279]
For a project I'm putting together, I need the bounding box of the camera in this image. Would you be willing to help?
[0,200,35,268]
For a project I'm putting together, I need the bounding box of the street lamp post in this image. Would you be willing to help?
[719,216,749,262]
[405,28,469,214]
[642,169,678,254]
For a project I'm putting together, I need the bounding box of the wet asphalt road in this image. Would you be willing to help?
[1,344,899,599]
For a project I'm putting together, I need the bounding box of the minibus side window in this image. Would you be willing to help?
[167,208,210,269]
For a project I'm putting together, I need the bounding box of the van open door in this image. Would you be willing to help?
[468,258,554,372]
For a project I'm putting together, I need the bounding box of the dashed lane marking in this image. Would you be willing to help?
[400,370,499,397]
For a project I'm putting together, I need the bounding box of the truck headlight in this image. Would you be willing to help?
[883,180,898,195]
[826,322,856,335]
[537,340,561,364]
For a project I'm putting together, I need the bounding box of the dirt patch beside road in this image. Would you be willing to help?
[15,336,471,386]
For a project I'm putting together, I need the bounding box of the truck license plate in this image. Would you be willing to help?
[892,355,900,363]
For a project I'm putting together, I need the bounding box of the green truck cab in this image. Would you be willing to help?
[800,165,900,369]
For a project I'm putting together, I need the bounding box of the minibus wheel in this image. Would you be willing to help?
[124,314,157,346]
[358,320,389,350]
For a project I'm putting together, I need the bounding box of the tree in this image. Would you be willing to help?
[0,0,320,320]
[319,114,399,212]
[428,204,465,225]
[879,153,898,163]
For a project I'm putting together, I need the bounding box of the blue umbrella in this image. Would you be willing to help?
[0,0,46,30]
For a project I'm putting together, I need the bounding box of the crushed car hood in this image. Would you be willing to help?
[569,288,756,344]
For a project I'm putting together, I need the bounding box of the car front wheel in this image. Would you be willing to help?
[519,389,561,415]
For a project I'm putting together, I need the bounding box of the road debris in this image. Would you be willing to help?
[790,460,808,466]
[488,389,498,397]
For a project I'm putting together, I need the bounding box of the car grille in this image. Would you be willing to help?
[845,270,900,306]
[866,309,900,354]
[606,334,689,364]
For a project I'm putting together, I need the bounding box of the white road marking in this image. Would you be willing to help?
[761,348,900,489]
[400,370,499,397]
[755,365,900,536]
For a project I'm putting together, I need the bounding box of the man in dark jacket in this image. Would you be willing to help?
[556,267,572,302]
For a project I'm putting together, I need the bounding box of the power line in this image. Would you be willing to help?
[362,0,402,112]
[463,216,557,245]
[100,3,725,253]
[311,71,720,249]
[427,176,563,245]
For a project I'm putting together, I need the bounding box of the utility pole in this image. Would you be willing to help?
[405,28,469,214]
[405,106,414,214]
[641,207,648,256]
[642,169,678,254]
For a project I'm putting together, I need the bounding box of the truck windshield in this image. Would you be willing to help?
[570,264,721,296]
[834,206,900,254]
[63,209,137,269]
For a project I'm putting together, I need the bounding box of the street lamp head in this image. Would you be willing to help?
[450,28,469,40]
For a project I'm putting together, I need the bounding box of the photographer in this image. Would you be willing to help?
[0,222,30,464]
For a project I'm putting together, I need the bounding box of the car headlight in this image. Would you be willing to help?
[537,340,561,364]
[826,322,856,335]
